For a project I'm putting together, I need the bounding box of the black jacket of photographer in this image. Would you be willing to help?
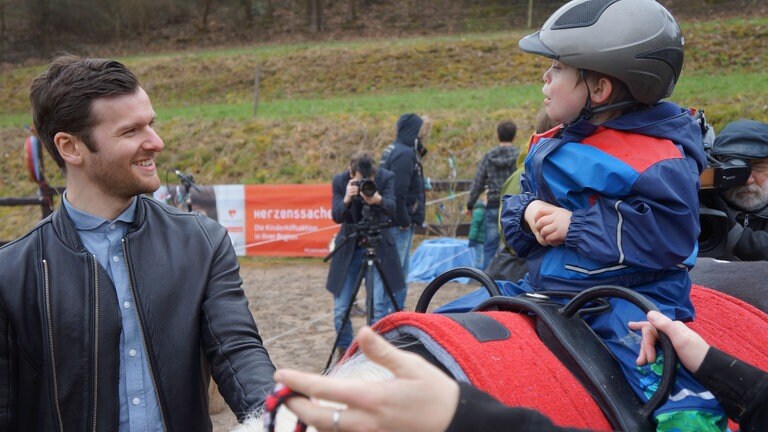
[0,196,276,431]
[701,192,768,261]
[380,114,426,228]
[326,168,405,296]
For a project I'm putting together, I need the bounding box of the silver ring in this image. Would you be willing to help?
[332,409,341,432]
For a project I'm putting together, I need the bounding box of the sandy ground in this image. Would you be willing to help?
[211,258,471,431]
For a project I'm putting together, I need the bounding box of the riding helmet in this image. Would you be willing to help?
[519,0,684,105]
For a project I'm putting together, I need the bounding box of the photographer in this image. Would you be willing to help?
[326,151,405,355]
[701,119,768,261]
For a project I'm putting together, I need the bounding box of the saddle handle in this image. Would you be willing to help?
[415,267,501,313]
[562,285,678,420]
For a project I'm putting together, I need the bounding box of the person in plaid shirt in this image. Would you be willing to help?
[466,121,520,268]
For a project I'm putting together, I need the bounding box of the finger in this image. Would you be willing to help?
[284,398,358,432]
[628,321,654,365]
[275,369,371,407]
[356,326,427,379]
[640,325,658,364]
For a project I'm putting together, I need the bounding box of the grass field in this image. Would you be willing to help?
[2,17,768,241]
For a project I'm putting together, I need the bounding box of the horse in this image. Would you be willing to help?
[236,263,768,432]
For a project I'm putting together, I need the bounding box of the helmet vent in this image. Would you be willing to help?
[552,0,620,30]
[637,47,684,82]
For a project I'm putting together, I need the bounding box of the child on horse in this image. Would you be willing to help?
[440,0,726,429]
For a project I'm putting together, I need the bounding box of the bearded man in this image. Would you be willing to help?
[705,119,768,261]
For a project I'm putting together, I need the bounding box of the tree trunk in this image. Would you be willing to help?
[30,0,52,58]
[241,0,253,25]
[200,0,212,31]
[306,0,322,33]
[346,0,356,23]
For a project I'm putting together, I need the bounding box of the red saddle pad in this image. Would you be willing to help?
[361,285,768,431]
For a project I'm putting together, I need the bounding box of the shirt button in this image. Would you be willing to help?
[112,256,120,263]
[109,224,116,230]
[123,301,131,309]
[132,397,140,405]
[129,349,137,357]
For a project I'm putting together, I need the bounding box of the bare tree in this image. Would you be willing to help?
[346,0,357,23]
[306,0,322,33]
[200,0,213,31]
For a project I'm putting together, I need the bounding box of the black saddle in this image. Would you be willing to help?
[412,267,677,432]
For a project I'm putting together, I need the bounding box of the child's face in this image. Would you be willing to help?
[542,60,589,125]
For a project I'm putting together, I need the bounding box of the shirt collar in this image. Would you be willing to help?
[63,192,137,231]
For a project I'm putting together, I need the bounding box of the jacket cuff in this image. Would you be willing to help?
[564,208,588,248]
[694,347,768,422]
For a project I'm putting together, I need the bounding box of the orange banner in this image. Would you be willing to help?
[155,183,339,257]
[242,184,338,257]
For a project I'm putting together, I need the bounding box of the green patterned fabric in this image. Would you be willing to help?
[655,410,728,432]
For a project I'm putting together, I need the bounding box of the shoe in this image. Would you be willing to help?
[350,302,366,317]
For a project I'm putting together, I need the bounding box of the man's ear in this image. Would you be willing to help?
[54,132,85,167]
[590,76,614,105]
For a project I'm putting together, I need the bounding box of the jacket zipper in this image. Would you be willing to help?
[121,239,168,431]
[43,259,64,432]
[91,255,99,432]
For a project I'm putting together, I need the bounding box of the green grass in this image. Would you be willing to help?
[154,84,543,121]
[3,71,764,128]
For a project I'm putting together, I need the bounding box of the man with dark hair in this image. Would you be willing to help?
[327,151,403,355]
[701,119,768,261]
[466,120,520,268]
[380,113,427,305]
[0,56,275,431]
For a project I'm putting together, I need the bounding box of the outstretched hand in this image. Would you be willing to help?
[628,311,711,373]
[275,326,460,432]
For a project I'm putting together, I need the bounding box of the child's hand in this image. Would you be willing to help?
[524,200,546,243]
[525,201,571,246]
[534,206,572,246]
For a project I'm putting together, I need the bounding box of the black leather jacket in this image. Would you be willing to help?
[0,196,275,431]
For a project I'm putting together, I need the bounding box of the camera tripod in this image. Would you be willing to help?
[323,229,401,370]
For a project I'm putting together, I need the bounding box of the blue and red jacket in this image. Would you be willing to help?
[501,102,707,321]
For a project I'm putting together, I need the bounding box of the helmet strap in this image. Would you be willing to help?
[570,70,640,124]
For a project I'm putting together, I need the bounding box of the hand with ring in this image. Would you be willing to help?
[274,326,459,432]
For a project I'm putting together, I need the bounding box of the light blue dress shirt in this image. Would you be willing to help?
[63,194,163,432]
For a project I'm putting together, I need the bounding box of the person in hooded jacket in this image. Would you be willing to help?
[466,121,520,268]
[379,113,427,308]
[700,119,768,261]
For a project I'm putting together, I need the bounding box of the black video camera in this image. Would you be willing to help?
[696,111,751,258]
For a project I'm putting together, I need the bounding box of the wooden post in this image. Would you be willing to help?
[527,0,534,28]
[253,64,260,116]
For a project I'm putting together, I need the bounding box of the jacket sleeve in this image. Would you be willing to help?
[565,158,700,269]
[467,155,489,210]
[0,305,15,429]
[694,347,768,430]
[388,152,416,227]
[446,382,589,432]
[377,171,397,220]
[500,170,544,258]
[202,227,276,420]
[331,174,351,224]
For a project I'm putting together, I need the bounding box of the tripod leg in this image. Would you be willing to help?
[371,256,402,322]
[365,256,375,326]
[325,256,368,371]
